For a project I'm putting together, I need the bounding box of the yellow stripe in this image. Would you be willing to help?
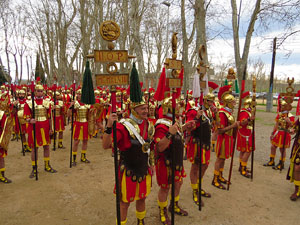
[121,170,128,203]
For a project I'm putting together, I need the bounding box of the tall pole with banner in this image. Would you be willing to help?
[164,32,182,225]
[87,20,134,225]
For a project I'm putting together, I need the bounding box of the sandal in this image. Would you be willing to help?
[201,189,211,198]
[0,176,12,183]
[212,179,226,190]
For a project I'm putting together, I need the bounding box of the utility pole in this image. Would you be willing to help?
[266,37,277,112]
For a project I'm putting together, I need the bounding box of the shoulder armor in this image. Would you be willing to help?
[58,100,64,107]
[43,99,51,109]
[74,101,80,109]
[120,118,140,139]
[220,109,235,124]
[0,111,4,121]
[26,100,32,109]
[155,118,172,128]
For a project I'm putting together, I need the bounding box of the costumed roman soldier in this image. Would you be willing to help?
[24,81,57,178]
[0,92,14,183]
[102,63,155,225]
[287,105,300,201]
[13,88,31,152]
[237,91,256,178]
[263,98,295,170]
[68,88,95,166]
[52,91,66,149]
[212,85,239,189]
[154,95,194,225]
[186,81,219,206]
[148,101,157,125]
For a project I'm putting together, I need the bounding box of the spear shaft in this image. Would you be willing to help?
[227,65,247,190]
[31,82,38,181]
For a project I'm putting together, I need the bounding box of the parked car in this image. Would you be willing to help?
[273,93,279,99]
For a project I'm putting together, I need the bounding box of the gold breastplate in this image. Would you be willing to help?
[77,106,89,122]
[54,107,61,116]
[17,103,26,124]
[35,105,48,121]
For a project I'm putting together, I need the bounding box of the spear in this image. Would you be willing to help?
[53,81,57,151]
[250,76,256,181]
[171,88,176,225]
[227,65,247,190]
[30,81,38,180]
[111,87,121,225]
[69,82,75,168]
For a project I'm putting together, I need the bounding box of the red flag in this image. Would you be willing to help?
[154,68,166,101]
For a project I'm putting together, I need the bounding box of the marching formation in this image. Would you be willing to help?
[1,64,300,225]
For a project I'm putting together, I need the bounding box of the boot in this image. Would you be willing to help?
[72,153,77,166]
[290,185,300,201]
[11,133,17,141]
[58,142,65,149]
[240,166,251,178]
[136,210,146,225]
[211,141,215,152]
[263,157,275,166]
[192,189,204,207]
[81,152,90,163]
[218,170,228,184]
[168,200,188,216]
[29,166,37,179]
[24,144,31,152]
[201,189,211,198]
[272,160,284,170]
[137,219,145,225]
[44,160,57,173]
[0,171,12,183]
[212,171,225,190]
[159,206,171,225]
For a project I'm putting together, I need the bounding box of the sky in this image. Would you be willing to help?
[1,0,300,83]
[208,30,300,82]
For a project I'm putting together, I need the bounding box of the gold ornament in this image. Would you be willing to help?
[100,21,120,41]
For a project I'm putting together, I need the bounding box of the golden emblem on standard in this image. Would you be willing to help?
[100,21,120,41]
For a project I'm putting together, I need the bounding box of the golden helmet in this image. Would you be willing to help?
[35,84,44,90]
[94,90,100,95]
[19,89,26,95]
[218,85,235,109]
[76,89,82,94]
[241,91,252,107]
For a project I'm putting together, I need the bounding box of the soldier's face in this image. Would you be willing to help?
[77,93,81,101]
[135,104,148,120]
[36,89,44,97]
[19,93,25,99]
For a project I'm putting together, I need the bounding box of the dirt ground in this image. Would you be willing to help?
[1,108,299,225]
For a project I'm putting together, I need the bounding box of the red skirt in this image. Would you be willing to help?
[114,167,152,203]
[237,131,254,152]
[54,115,65,132]
[155,157,186,188]
[27,120,51,148]
[73,121,89,140]
[216,134,233,159]
[271,130,291,148]
[187,141,211,165]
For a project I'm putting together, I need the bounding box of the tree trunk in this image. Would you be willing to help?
[231,0,261,85]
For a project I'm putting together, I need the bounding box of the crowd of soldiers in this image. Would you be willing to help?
[0,69,300,225]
